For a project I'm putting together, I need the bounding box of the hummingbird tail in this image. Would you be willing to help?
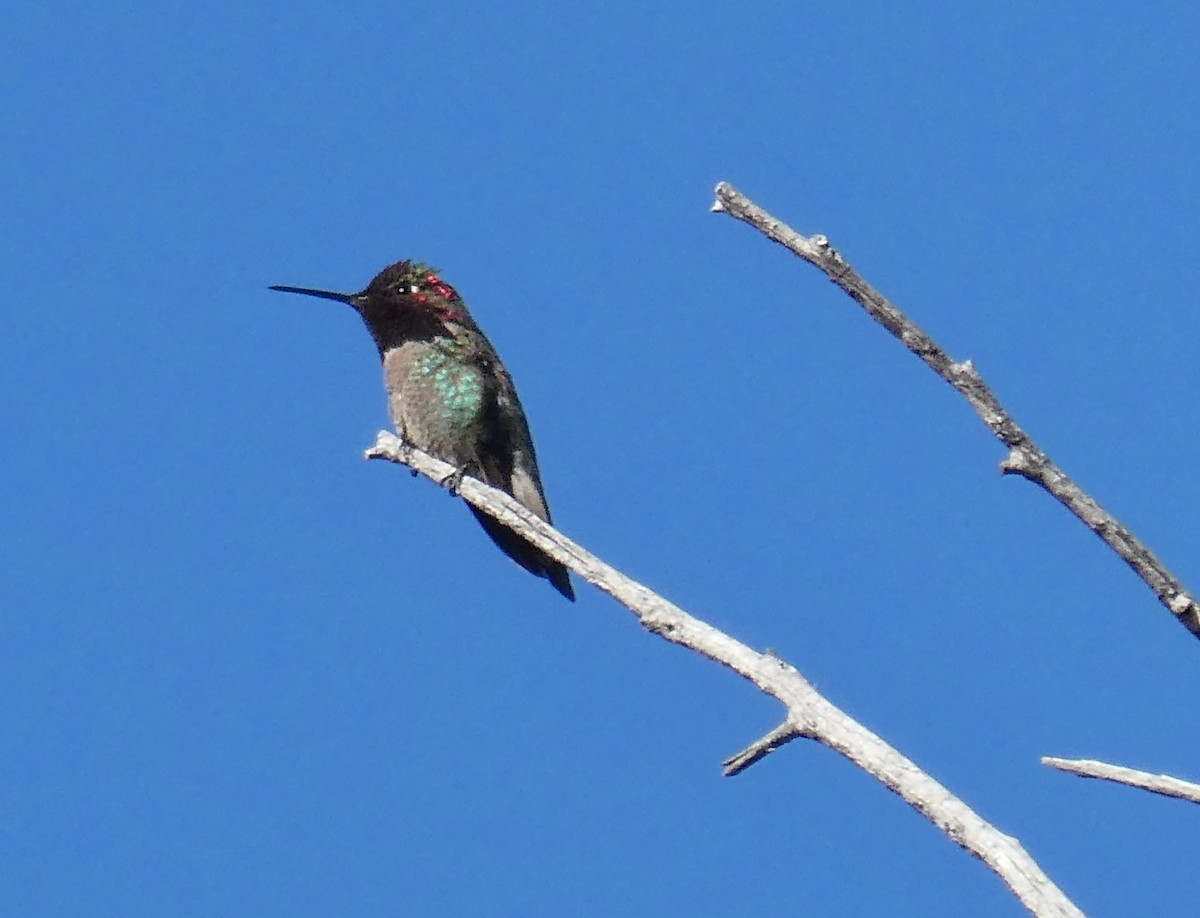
[467,506,576,601]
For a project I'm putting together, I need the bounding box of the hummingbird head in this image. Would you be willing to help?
[362,260,467,322]
[269,259,472,356]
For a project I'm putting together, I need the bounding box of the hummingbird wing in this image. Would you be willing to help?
[468,348,575,601]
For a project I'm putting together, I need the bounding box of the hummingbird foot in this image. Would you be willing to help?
[440,467,465,495]
[391,434,419,477]
[397,438,419,478]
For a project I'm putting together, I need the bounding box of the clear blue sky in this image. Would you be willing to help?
[5,2,1200,915]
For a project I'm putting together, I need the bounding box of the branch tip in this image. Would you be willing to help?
[722,723,802,777]
[1042,756,1200,804]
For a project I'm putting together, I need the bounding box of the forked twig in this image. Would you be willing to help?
[710,181,1200,640]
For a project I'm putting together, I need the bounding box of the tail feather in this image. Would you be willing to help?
[467,505,576,601]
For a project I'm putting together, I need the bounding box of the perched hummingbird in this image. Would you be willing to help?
[270,259,575,601]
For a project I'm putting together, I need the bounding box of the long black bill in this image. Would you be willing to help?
[268,285,355,304]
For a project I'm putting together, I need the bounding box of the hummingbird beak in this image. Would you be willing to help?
[268,285,358,306]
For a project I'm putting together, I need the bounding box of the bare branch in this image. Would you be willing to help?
[366,431,1084,918]
[722,721,802,776]
[711,181,1200,641]
[1043,756,1200,804]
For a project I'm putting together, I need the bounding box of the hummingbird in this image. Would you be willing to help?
[270,259,575,601]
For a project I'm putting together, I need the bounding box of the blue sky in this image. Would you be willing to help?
[5,1,1200,914]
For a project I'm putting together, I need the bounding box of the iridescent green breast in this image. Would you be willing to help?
[414,348,484,427]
